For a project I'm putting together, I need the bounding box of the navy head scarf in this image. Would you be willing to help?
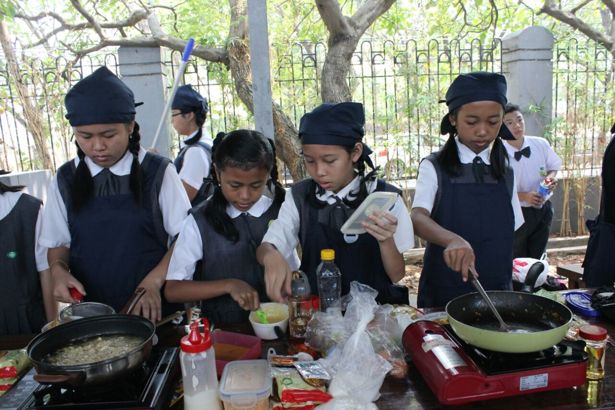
[65,66,138,126]
[440,72,514,140]
[172,84,208,114]
[299,102,374,168]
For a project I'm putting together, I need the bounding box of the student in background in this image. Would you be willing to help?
[503,103,561,259]
[257,102,414,305]
[411,72,524,308]
[171,85,213,206]
[165,130,298,324]
[0,181,55,334]
[40,67,190,322]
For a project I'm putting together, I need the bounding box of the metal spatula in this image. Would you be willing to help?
[468,266,511,332]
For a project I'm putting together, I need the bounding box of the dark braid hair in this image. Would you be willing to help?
[305,142,378,209]
[71,122,144,212]
[182,108,207,146]
[203,129,284,242]
[0,181,25,193]
[437,109,508,180]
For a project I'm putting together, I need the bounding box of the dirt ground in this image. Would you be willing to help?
[401,253,586,295]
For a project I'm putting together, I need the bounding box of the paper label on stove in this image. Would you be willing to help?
[519,373,548,391]
[422,334,467,369]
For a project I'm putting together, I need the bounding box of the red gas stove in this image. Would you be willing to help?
[402,320,588,405]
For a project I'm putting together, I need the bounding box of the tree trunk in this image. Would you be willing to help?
[228,0,304,181]
[321,34,358,102]
[0,21,54,172]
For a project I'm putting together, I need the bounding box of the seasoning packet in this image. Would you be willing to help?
[293,361,331,388]
[0,350,30,379]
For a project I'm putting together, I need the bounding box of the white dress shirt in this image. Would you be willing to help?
[167,195,300,280]
[504,136,562,207]
[412,137,524,230]
[178,130,213,190]
[262,176,415,260]
[0,190,48,271]
[40,147,191,249]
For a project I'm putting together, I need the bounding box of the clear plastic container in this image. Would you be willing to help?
[316,249,342,313]
[180,319,222,410]
[579,324,608,380]
[219,359,271,410]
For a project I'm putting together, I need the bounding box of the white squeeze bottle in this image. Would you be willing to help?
[180,318,222,410]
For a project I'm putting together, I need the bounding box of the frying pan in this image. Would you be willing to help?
[27,289,154,386]
[446,291,572,353]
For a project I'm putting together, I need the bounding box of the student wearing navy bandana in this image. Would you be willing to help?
[411,72,524,308]
[503,103,561,258]
[0,182,56,334]
[40,67,190,322]
[165,130,299,324]
[257,102,414,305]
[171,85,214,206]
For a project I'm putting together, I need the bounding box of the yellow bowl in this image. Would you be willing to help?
[249,302,289,340]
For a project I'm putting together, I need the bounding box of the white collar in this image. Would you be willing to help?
[455,136,492,165]
[77,147,146,177]
[315,175,376,204]
[226,195,273,219]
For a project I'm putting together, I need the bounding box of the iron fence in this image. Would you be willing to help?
[0,37,612,182]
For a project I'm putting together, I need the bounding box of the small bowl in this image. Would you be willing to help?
[249,302,289,340]
[59,302,116,322]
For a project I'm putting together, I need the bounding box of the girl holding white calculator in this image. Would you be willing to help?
[257,102,414,305]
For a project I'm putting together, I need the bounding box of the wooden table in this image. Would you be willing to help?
[558,263,586,289]
[4,305,615,409]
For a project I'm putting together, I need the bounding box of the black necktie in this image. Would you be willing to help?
[514,146,531,161]
[472,157,488,183]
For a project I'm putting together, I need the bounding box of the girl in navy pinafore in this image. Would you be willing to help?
[40,67,190,322]
[258,102,414,305]
[411,72,524,308]
[165,130,297,324]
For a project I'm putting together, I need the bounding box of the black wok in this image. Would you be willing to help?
[446,291,572,353]
[27,314,154,386]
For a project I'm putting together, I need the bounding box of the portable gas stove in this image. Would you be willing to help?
[403,320,588,405]
[8,347,179,410]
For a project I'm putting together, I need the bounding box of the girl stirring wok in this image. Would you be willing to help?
[40,67,190,322]
[411,72,524,308]
[165,130,299,324]
[257,102,414,305]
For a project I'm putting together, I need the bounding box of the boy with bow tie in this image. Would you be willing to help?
[503,103,561,258]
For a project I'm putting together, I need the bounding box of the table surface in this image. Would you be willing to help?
[3,301,615,410]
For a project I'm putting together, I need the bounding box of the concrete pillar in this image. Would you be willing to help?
[502,26,554,137]
[248,0,274,140]
[118,46,170,158]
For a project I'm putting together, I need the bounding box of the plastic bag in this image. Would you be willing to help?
[366,305,408,378]
[315,282,392,409]
[512,253,549,288]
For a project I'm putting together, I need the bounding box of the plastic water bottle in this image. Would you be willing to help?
[316,249,342,313]
[537,177,552,198]
[180,318,222,410]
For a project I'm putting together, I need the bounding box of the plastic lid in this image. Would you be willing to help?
[579,325,608,341]
[219,359,271,406]
[320,249,335,260]
[180,318,212,353]
[565,292,601,317]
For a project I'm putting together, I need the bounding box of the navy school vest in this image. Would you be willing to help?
[292,178,408,305]
[0,194,46,335]
[57,153,175,312]
[174,141,214,207]
[191,200,278,324]
[417,153,515,308]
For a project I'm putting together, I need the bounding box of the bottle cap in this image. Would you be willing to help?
[180,318,212,353]
[579,325,608,341]
[291,270,311,297]
[320,249,335,260]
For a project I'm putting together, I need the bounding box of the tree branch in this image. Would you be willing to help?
[70,0,105,39]
[541,0,614,53]
[315,0,352,36]
[571,0,593,14]
[351,0,395,33]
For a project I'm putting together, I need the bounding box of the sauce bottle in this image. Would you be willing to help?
[180,318,222,410]
[579,324,608,380]
[288,270,313,339]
